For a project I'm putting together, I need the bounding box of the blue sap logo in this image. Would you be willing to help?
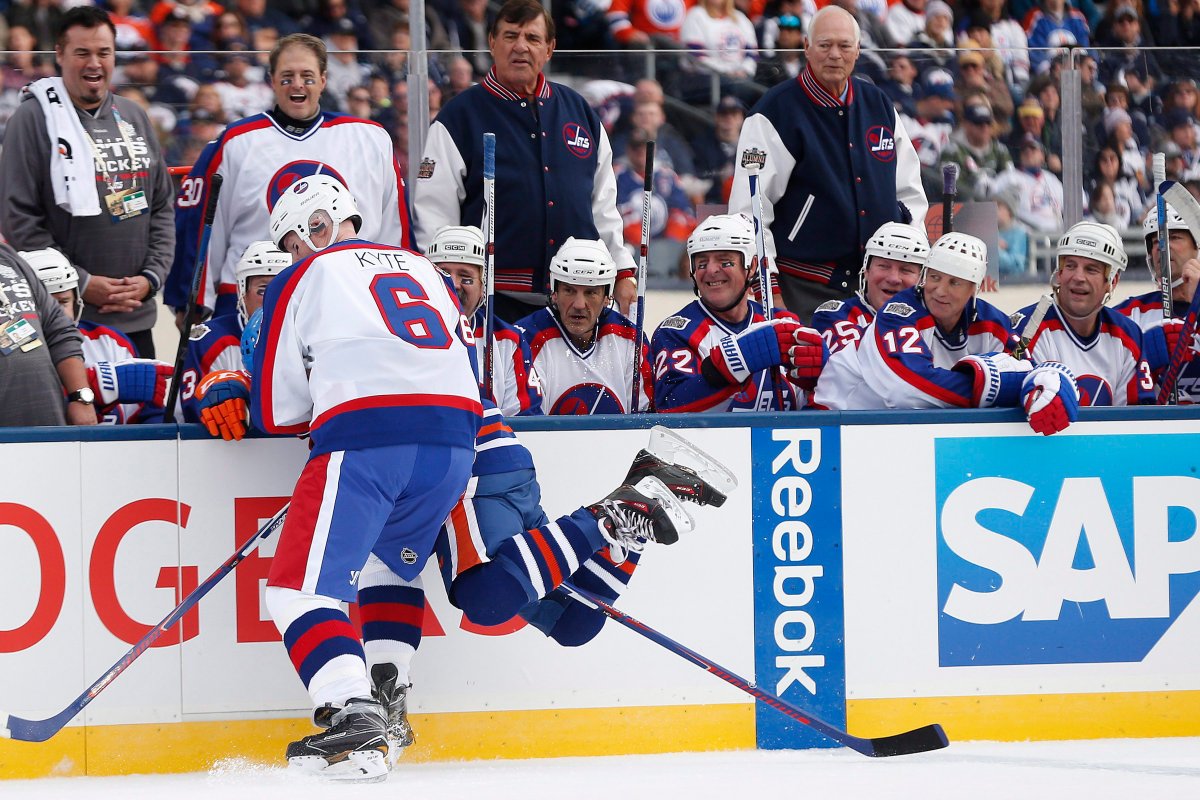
[936,434,1200,667]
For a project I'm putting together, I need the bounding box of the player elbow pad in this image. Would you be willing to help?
[952,352,1033,408]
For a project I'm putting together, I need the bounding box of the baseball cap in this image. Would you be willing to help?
[958,49,985,68]
[332,17,357,35]
[716,95,747,114]
[920,70,956,101]
[1165,108,1195,130]
[1114,4,1138,20]
[1017,101,1044,119]
[1020,132,1045,151]
[926,0,953,20]
[777,13,803,30]
[1102,106,1132,135]
[963,103,993,125]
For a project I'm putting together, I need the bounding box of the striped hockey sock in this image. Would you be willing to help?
[491,507,609,601]
[357,555,423,685]
[266,586,370,708]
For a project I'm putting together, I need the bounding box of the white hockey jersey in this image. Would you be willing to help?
[79,320,142,424]
[169,112,410,317]
[250,240,482,456]
[515,306,651,414]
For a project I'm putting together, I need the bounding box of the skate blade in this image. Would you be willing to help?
[634,476,696,535]
[646,426,738,498]
[384,733,413,769]
[288,749,389,783]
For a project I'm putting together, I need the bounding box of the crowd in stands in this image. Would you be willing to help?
[3,0,1200,280]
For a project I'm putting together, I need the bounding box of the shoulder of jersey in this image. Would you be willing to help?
[188,322,211,342]
[813,300,844,315]
[881,300,917,318]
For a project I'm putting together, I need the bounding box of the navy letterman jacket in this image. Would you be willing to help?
[729,65,927,292]
[414,70,634,296]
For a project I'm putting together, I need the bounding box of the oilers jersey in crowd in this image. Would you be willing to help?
[469,307,542,417]
[250,240,481,456]
[1013,300,1153,406]
[1114,291,1200,403]
[179,312,244,422]
[651,298,802,412]
[811,294,875,354]
[167,112,411,317]
[516,306,651,414]
[814,287,1016,410]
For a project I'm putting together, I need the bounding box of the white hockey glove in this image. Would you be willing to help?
[1022,361,1079,436]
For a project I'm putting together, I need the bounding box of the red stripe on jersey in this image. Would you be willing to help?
[200,334,240,374]
[266,452,331,589]
[310,393,484,431]
[287,617,358,673]
[872,324,971,407]
[528,528,564,587]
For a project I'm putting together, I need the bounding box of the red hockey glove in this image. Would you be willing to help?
[779,326,828,390]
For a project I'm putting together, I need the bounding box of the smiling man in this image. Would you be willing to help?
[415,0,636,324]
[0,6,175,358]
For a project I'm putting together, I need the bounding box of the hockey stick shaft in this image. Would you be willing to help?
[1013,294,1052,361]
[1154,155,1177,403]
[482,133,497,397]
[630,140,654,414]
[747,167,783,411]
[1157,181,1200,404]
[560,580,948,758]
[941,163,958,237]
[0,502,288,743]
[164,173,223,420]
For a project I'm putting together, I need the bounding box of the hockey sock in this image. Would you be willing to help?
[547,550,642,648]
[265,586,370,708]
[357,554,423,686]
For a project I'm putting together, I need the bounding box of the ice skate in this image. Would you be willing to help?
[286,697,389,783]
[588,476,695,561]
[371,663,415,768]
[626,426,737,507]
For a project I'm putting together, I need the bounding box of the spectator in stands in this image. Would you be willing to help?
[308,0,374,49]
[214,48,274,119]
[880,51,919,117]
[941,100,1012,200]
[344,84,375,122]
[1150,0,1200,80]
[108,0,155,50]
[955,48,1013,138]
[681,0,759,102]
[1104,107,1148,196]
[118,48,191,111]
[324,18,371,109]
[755,13,805,86]
[961,0,1029,98]
[233,0,298,35]
[1028,74,1064,175]
[1101,81,1152,145]
[150,0,222,46]
[251,25,279,68]
[758,0,807,53]
[992,133,1066,234]
[885,0,926,51]
[154,7,215,85]
[1024,0,1090,75]
[1089,145,1144,225]
[1167,110,1200,181]
[7,0,64,51]
[1077,51,1105,122]
[693,94,745,204]
[613,100,696,180]
[210,10,251,50]
[1161,78,1200,136]
[0,245,95,427]
[1087,180,1128,229]
[614,129,696,282]
[606,0,692,51]
[1123,62,1158,121]
[370,0,451,51]
[904,0,955,75]
[902,70,955,200]
[830,0,889,82]
[452,0,494,76]
[0,28,54,141]
[1007,97,1044,157]
[1098,4,1162,87]
[444,56,476,101]
[995,187,1030,276]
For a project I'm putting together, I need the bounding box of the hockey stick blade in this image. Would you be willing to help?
[561,581,949,758]
[0,503,288,742]
[1162,181,1200,242]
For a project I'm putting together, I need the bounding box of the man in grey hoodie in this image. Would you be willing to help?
[0,6,174,358]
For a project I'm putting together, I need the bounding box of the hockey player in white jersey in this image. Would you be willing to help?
[652,214,826,412]
[811,222,929,354]
[28,248,172,424]
[515,238,652,414]
[1113,206,1200,400]
[181,241,291,439]
[1013,221,1155,406]
[250,175,480,782]
[815,232,1081,435]
[426,225,542,416]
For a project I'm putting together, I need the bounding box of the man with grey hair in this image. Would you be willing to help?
[729,5,926,321]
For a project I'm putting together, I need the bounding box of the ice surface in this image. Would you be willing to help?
[5,739,1200,799]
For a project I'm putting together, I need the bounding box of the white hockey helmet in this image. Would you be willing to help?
[922,232,988,287]
[269,174,362,254]
[21,248,79,294]
[549,237,617,294]
[860,222,930,295]
[427,225,486,269]
[236,241,290,323]
[1055,220,1127,295]
[686,213,755,269]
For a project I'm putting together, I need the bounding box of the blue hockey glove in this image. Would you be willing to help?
[1022,361,1079,436]
[952,352,1033,408]
[704,319,800,386]
[1143,318,1197,374]
[89,359,173,406]
[196,370,251,441]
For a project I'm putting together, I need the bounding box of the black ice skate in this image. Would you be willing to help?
[588,476,695,561]
[286,697,389,782]
[625,426,738,508]
[371,663,415,768]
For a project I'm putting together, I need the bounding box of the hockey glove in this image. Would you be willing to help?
[196,369,251,441]
[88,359,173,407]
[779,326,829,390]
[1022,361,1079,436]
[702,319,800,386]
[952,352,1033,408]
[1143,318,1199,374]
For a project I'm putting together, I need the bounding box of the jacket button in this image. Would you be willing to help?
[841,282,848,288]
[549,239,555,245]
[548,201,555,207]
[530,133,536,139]
[521,101,527,107]
[856,177,862,183]
[848,142,854,148]
[544,166,549,172]
[859,210,866,216]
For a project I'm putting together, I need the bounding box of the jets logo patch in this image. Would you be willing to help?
[814,300,844,313]
[265,161,348,210]
[883,301,916,317]
[866,125,896,162]
[418,157,436,179]
[563,123,593,158]
[740,147,767,169]
[660,315,689,330]
[188,323,211,341]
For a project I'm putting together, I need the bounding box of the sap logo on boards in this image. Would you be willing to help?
[935,434,1200,667]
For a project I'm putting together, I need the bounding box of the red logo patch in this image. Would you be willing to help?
[865,125,896,162]
[562,123,593,158]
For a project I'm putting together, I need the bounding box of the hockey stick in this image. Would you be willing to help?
[1155,181,1200,404]
[941,163,958,238]
[630,139,654,414]
[1153,155,1177,403]
[1013,294,1052,361]
[164,173,223,420]
[560,580,948,757]
[482,132,497,397]
[746,163,784,411]
[0,502,288,742]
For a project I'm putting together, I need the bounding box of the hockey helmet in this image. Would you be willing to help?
[922,232,988,287]
[241,307,263,375]
[859,222,930,298]
[22,248,79,294]
[549,237,617,295]
[686,214,755,271]
[1055,220,1127,295]
[236,241,290,323]
[427,225,486,269]
[1141,205,1195,282]
[269,174,362,254]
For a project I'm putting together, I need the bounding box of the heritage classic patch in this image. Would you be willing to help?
[418,157,436,179]
[740,147,767,169]
[659,315,689,330]
[883,301,916,317]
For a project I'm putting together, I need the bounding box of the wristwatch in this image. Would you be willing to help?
[67,387,95,405]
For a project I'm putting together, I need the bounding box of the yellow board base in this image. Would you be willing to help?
[0,703,754,780]
[848,690,1200,741]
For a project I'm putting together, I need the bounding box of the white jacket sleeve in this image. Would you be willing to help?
[892,110,928,234]
[377,126,408,248]
[413,120,469,251]
[592,125,636,273]
[728,112,796,265]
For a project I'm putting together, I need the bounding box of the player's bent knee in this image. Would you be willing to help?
[547,603,606,647]
[453,565,532,626]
